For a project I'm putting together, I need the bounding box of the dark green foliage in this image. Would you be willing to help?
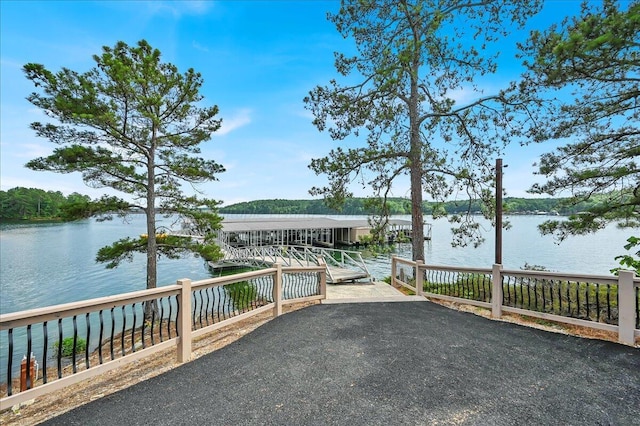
[0,187,89,220]
[518,0,639,240]
[23,40,225,291]
[612,236,640,275]
[55,337,87,357]
[304,0,543,260]
[225,281,258,311]
[220,196,597,216]
[424,273,492,303]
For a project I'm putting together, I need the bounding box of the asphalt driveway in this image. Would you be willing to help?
[42,302,640,425]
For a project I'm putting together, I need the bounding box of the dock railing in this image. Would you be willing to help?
[219,243,371,283]
[391,257,640,346]
[0,264,326,409]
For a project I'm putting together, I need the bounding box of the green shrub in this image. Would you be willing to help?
[226,281,258,310]
[55,337,87,357]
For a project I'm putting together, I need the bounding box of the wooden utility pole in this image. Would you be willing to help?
[495,158,503,265]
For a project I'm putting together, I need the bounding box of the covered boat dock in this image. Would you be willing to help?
[217,216,431,248]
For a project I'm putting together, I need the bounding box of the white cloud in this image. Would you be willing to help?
[192,41,209,53]
[217,109,252,136]
[13,143,53,159]
[144,1,212,18]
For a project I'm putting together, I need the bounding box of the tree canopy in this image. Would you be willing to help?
[305,0,542,260]
[519,0,639,240]
[219,196,596,216]
[23,40,225,291]
[0,187,92,220]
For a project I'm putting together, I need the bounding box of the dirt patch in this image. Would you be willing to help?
[0,301,317,426]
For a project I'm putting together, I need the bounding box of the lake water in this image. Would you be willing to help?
[0,214,633,315]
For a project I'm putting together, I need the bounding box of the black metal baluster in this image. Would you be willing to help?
[595,283,601,322]
[200,289,206,327]
[217,286,225,322]
[71,316,79,374]
[191,293,197,328]
[7,328,13,396]
[606,284,612,322]
[482,274,488,301]
[533,279,538,311]
[575,282,580,318]
[110,307,115,360]
[141,304,147,350]
[519,278,525,308]
[25,325,33,389]
[585,283,590,320]
[98,310,104,364]
[57,319,63,379]
[253,279,259,306]
[168,298,173,339]
[121,306,126,356]
[204,288,211,326]
[159,297,165,342]
[150,305,156,346]
[85,313,90,369]
[227,283,235,317]
[635,287,640,329]
[131,303,137,353]
[42,322,48,384]
[175,296,181,337]
[558,282,563,316]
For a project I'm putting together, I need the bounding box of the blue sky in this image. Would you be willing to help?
[1,1,587,206]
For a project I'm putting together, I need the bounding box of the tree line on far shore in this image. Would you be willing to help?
[1,187,599,221]
[218,197,597,216]
[0,187,93,221]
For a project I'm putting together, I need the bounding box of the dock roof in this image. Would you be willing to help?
[220,216,412,232]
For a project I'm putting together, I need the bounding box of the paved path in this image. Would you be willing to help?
[324,281,424,303]
[42,302,639,425]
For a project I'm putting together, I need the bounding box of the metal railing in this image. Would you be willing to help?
[0,264,326,409]
[219,244,371,283]
[391,257,640,346]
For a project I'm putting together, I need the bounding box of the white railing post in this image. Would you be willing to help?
[617,270,636,345]
[177,278,192,363]
[318,258,327,299]
[415,259,424,296]
[391,256,397,287]
[273,264,283,317]
[491,264,503,318]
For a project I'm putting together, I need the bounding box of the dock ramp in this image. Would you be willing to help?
[212,244,372,284]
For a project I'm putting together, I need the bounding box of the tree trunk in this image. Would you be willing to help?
[145,132,158,321]
[409,54,425,262]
